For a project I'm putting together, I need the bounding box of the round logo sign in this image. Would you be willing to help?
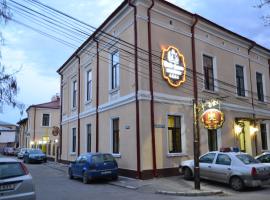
[201,108,224,130]
[52,126,60,136]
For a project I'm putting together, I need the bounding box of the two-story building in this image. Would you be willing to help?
[0,121,18,149]
[26,95,60,159]
[57,0,270,179]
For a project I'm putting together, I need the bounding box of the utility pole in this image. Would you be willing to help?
[193,99,200,190]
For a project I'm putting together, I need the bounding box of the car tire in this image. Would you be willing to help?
[112,175,118,181]
[82,172,89,184]
[68,169,74,179]
[230,176,244,191]
[24,157,29,164]
[183,167,193,180]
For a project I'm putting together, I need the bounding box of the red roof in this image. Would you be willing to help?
[27,97,60,111]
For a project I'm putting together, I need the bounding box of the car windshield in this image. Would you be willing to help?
[236,154,259,164]
[0,162,25,179]
[92,154,114,164]
[29,149,43,154]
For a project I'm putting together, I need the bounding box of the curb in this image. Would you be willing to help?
[156,190,223,196]
[108,182,138,190]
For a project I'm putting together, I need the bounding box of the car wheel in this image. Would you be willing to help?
[82,172,89,184]
[112,175,118,181]
[230,176,244,191]
[68,169,74,179]
[183,167,193,180]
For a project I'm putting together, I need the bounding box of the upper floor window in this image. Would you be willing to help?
[236,65,245,97]
[72,127,76,153]
[168,115,182,153]
[203,55,214,91]
[42,114,50,127]
[112,118,120,154]
[86,70,92,101]
[256,72,264,102]
[72,80,77,108]
[111,51,120,90]
[86,124,91,152]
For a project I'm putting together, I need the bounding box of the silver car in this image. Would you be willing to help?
[17,148,28,159]
[0,157,36,200]
[255,152,270,166]
[180,151,270,191]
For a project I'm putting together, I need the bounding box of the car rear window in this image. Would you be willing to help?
[236,154,259,164]
[0,162,25,180]
[92,154,115,164]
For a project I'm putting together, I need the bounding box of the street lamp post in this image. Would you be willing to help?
[193,100,200,190]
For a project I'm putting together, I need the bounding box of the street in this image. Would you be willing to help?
[25,161,270,200]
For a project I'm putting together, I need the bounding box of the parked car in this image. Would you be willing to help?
[68,153,118,184]
[17,148,28,159]
[3,147,16,156]
[14,148,21,156]
[23,149,47,163]
[180,149,270,191]
[0,157,36,200]
[255,152,270,166]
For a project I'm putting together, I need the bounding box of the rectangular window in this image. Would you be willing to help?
[261,124,268,150]
[236,65,245,97]
[112,118,119,154]
[208,129,218,151]
[86,124,91,152]
[256,72,264,102]
[86,70,92,101]
[203,55,214,91]
[42,114,50,126]
[168,115,182,153]
[111,51,119,90]
[72,80,77,108]
[72,128,76,153]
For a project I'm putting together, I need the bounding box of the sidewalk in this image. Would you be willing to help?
[45,161,224,196]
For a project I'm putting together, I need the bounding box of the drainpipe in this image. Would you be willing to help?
[33,107,36,146]
[95,38,100,153]
[191,14,200,190]
[76,55,81,156]
[248,42,256,155]
[60,74,63,160]
[128,0,141,179]
[147,0,157,178]
[268,59,270,85]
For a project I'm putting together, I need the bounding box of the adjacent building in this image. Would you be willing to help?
[26,96,60,159]
[0,120,18,149]
[57,0,270,179]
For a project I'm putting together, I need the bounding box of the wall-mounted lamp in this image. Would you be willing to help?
[54,139,58,143]
[38,140,42,145]
[234,124,243,135]
[250,126,258,136]
[30,141,34,145]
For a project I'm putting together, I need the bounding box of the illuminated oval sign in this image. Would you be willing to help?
[161,46,186,87]
[201,108,224,130]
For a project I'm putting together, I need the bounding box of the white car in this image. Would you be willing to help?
[0,157,36,200]
[255,152,270,166]
[180,150,270,191]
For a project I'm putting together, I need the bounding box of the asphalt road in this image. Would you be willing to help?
[25,162,270,200]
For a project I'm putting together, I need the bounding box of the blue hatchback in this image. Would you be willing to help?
[68,153,118,184]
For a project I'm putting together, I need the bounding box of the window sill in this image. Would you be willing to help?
[235,95,249,101]
[257,101,268,106]
[71,107,77,112]
[109,87,120,95]
[112,153,121,158]
[201,89,218,95]
[167,153,188,157]
[85,99,93,105]
[41,125,51,128]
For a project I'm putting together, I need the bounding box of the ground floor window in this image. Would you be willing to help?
[112,118,119,154]
[261,124,268,150]
[208,129,217,151]
[86,124,91,152]
[168,115,182,153]
[72,128,76,153]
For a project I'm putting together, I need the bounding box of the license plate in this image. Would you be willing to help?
[0,184,16,191]
[101,171,111,175]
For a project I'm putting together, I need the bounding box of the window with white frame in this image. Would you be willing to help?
[111,51,119,90]
[72,80,77,108]
[235,65,245,97]
[72,128,76,153]
[86,70,92,101]
[42,114,50,127]
[256,72,264,102]
[112,118,119,154]
[86,124,91,152]
[203,55,214,91]
[168,115,182,153]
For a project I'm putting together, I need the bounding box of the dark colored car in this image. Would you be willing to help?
[23,149,47,163]
[68,153,118,184]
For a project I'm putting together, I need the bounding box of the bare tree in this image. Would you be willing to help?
[256,0,270,25]
[0,0,24,114]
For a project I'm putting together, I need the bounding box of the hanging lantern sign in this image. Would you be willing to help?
[200,99,225,130]
[161,46,186,87]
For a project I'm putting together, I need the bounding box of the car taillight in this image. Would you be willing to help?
[20,162,29,175]
[251,167,257,177]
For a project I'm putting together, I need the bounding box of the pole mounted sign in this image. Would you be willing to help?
[161,46,186,87]
[200,99,224,130]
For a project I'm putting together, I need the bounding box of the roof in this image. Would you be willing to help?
[17,118,28,125]
[0,120,16,126]
[26,97,60,112]
[57,0,270,75]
